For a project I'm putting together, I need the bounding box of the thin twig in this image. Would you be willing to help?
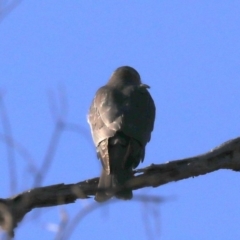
[53,207,69,240]
[33,87,69,187]
[0,133,37,176]
[33,121,64,187]
[0,93,17,194]
[0,0,22,22]
[59,195,164,240]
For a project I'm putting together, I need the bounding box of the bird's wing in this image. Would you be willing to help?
[120,84,155,146]
[88,84,155,170]
[88,86,123,147]
[88,86,124,174]
[88,84,155,147]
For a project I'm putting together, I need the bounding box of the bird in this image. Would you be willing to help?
[88,66,155,202]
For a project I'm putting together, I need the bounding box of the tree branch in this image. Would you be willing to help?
[1,137,240,236]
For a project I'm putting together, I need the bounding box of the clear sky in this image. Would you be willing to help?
[1,1,240,239]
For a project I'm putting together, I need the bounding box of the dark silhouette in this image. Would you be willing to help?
[88,66,155,202]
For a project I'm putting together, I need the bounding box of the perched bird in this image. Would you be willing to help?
[88,66,155,202]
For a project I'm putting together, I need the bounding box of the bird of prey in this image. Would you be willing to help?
[88,66,155,202]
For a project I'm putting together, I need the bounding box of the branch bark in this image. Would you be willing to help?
[1,137,240,236]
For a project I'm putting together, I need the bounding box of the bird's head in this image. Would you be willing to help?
[108,66,142,87]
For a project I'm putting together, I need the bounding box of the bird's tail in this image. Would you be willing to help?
[95,169,132,202]
[114,168,133,200]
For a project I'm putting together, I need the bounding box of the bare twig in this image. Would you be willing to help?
[48,86,68,123]
[0,93,17,194]
[58,195,164,240]
[33,87,91,187]
[0,136,240,236]
[33,87,69,187]
[142,197,161,240]
[0,0,22,22]
[55,202,101,240]
[33,121,64,187]
[0,133,37,176]
[53,207,69,240]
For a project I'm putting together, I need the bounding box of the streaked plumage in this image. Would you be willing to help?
[88,66,155,202]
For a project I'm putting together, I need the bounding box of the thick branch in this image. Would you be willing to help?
[1,137,240,236]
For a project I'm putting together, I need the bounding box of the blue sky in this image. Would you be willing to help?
[1,1,240,239]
